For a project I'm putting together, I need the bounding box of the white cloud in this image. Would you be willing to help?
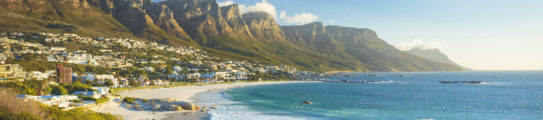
[239,0,277,17]
[235,0,319,25]
[278,11,319,25]
[218,0,236,7]
[394,40,443,51]
[328,20,337,24]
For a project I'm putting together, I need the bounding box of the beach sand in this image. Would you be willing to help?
[94,81,313,120]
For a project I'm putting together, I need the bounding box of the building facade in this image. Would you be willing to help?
[56,64,72,84]
[0,64,25,80]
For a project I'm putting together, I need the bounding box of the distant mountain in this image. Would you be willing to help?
[405,48,466,69]
[0,0,464,72]
[282,22,462,71]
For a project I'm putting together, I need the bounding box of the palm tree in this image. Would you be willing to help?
[39,79,49,95]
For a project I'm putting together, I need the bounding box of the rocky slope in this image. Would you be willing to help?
[0,0,134,37]
[405,48,460,66]
[0,0,463,71]
[243,12,285,41]
[282,23,461,71]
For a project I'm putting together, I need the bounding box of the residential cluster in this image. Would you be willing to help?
[0,31,318,108]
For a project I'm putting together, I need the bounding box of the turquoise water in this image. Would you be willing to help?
[199,71,543,120]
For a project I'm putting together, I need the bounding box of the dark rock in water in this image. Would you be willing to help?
[341,80,349,82]
[302,100,312,104]
[463,81,482,84]
[440,81,456,84]
[367,81,379,83]
[440,81,484,84]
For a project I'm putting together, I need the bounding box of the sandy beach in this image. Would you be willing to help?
[93,81,314,120]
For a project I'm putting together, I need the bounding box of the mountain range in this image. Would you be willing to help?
[0,0,464,72]
[405,48,468,70]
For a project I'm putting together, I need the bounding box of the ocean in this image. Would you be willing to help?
[196,71,543,120]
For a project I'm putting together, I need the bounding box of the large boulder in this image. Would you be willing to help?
[133,105,143,111]
[152,105,161,111]
[176,106,184,111]
[167,105,184,111]
[173,101,196,110]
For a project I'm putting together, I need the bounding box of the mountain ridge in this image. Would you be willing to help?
[0,0,463,72]
[405,48,468,70]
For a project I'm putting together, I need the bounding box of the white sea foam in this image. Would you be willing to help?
[418,118,435,120]
[480,82,496,84]
[367,80,398,84]
[196,90,322,120]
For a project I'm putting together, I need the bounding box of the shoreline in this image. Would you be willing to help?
[93,81,318,120]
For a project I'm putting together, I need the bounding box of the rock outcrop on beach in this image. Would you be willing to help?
[121,98,204,112]
[173,101,197,110]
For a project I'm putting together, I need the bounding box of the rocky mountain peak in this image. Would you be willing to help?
[220,3,253,38]
[243,12,285,41]
[242,12,274,21]
[281,21,330,45]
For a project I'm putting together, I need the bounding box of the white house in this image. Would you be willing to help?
[18,95,79,108]
[92,87,110,96]
[95,74,118,87]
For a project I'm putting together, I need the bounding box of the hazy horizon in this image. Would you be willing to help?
[210,0,543,70]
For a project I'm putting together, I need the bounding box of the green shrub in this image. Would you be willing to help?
[0,111,39,120]
[51,86,68,95]
[95,97,109,104]
[70,99,83,103]
[123,97,136,104]
[43,105,119,120]
[77,96,97,101]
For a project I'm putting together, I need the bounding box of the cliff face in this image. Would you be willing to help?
[87,0,115,14]
[162,0,233,39]
[220,4,253,38]
[0,0,464,71]
[282,22,341,50]
[242,12,285,41]
[142,2,192,41]
[110,0,154,35]
[282,22,327,44]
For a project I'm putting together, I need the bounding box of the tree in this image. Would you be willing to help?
[149,81,156,86]
[51,86,67,95]
[165,66,173,74]
[129,79,139,87]
[38,79,49,95]
[104,79,114,87]
[84,80,92,85]
[75,77,83,83]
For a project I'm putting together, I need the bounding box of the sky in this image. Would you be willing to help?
[211,0,543,70]
[157,0,543,70]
